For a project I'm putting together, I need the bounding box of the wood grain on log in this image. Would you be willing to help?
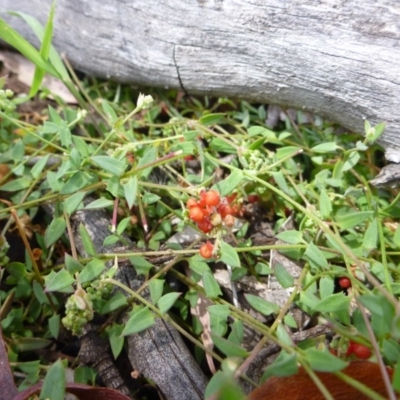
[1,0,399,149]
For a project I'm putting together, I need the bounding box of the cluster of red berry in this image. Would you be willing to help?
[186,189,241,258]
[186,190,240,234]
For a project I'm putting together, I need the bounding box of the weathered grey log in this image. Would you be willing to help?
[1,0,400,150]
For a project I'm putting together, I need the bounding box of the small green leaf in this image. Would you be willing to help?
[303,242,329,270]
[274,263,294,288]
[122,175,138,209]
[319,189,332,219]
[336,211,373,230]
[247,126,276,138]
[40,359,66,400]
[31,154,50,179]
[0,177,31,191]
[6,262,27,278]
[276,230,304,244]
[33,280,48,304]
[213,169,244,196]
[142,192,161,204]
[48,314,60,339]
[305,348,348,372]
[103,235,119,247]
[245,294,279,316]
[362,217,379,250]
[92,156,126,176]
[249,137,266,150]
[73,135,90,157]
[219,240,241,268]
[102,100,118,124]
[209,137,237,153]
[231,267,247,281]
[60,172,90,194]
[116,217,131,235]
[255,262,272,275]
[342,151,360,171]
[107,323,124,359]
[209,305,229,336]
[199,113,225,126]
[63,191,86,215]
[211,333,249,357]
[106,176,120,197]
[101,292,128,314]
[275,146,301,159]
[203,271,222,298]
[137,147,157,178]
[149,279,165,304]
[84,197,114,210]
[319,276,334,299]
[59,121,72,148]
[276,322,292,346]
[45,217,66,247]
[129,256,153,276]
[157,292,181,315]
[121,306,155,336]
[314,292,350,312]
[261,351,298,381]
[311,142,339,153]
[79,259,105,283]
[44,269,74,293]
[65,254,83,274]
[79,223,97,256]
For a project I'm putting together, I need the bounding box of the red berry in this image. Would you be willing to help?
[184,155,195,161]
[338,277,351,289]
[218,204,234,218]
[346,341,371,359]
[247,194,260,203]
[187,198,199,209]
[204,190,220,207]
[189,206,204,222]
[199,242,214,258]
[197,218,213,233]
[346,341,356,357]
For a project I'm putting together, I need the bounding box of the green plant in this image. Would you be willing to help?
[0,5,399,400]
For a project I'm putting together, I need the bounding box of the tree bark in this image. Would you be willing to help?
[1,0,400,149]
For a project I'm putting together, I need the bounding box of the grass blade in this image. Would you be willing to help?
[10,8,70,81]
[0,17,59,77]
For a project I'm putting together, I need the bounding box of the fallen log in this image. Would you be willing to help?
[1,0,400,150]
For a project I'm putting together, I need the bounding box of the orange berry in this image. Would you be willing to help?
[204,190,220,207]
[199,190,207,207]
[187,198,199,209]
[199,242,213,258]
[189,206,204,222]
[219,204,234,218]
